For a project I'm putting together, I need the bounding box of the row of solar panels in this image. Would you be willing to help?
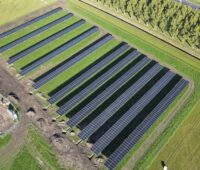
[0,7,189,170]
[104,79,188,169]
[0,13,74,52]
[57,50,140,115]
[33,33,113,88]
[8,19,86,64]
[67,55,149,127]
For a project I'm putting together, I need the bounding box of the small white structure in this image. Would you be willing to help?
[163,165,168,170]
[7,108,18,120]
[0,94,19,121]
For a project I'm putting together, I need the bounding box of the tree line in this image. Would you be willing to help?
[92,0,200,49]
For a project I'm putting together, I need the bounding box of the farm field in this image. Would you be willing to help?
[0,3,192,170]
[64,0,200,169]
[0,0,56,26]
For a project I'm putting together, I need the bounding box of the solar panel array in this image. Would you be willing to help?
[105,79,188,169]
[0,8,189,170]
[33,34,113,89]
[8,19,86,64]
[20,26,99,75]
[67,56,149,128]
[58,50,140,115]
[91,71,175,154]
[0,7,62,39]
[48,42,129,104]
[79,63,163,140]
[0,13,73,53]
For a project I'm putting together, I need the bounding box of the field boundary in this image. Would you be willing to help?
[0,0,67,34]
[80,0,200,60]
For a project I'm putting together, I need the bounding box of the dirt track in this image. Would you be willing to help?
[0,59,95,169]
[0,62,30,167]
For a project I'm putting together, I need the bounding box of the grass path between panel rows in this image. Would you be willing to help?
[3,16,80,58]
[0,10,67,47]
[39,39,119,94]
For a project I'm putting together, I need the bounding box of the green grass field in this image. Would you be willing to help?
[0,134,11,150]
[66,0,200,169]
[0,0,56,26]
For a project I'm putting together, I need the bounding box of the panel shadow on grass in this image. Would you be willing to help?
[77,60,160,130]
[56,48,135,107]
[65,52,144,119]
[101,74,181,157]
[48,42,128,97]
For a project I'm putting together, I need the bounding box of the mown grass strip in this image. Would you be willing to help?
[40,39,119,94]
[3,17,80,58]
[14,23,92,70]
[30,31,101,81]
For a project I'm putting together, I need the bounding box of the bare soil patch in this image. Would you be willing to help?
[0,56,95,170]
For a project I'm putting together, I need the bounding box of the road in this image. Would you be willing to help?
[176,0,200,10]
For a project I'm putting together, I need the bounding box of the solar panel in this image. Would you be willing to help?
[48,42,130,104]
[0,13,73,53]
[20,26,99,75]
[91,71,175,155]
[58,50,140,115]
[8,19,86,64]
[67,56,149,128]
[0,7,62,39]
[33,34,113,89]
[78,63,163,140]
[104,79,188,170]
